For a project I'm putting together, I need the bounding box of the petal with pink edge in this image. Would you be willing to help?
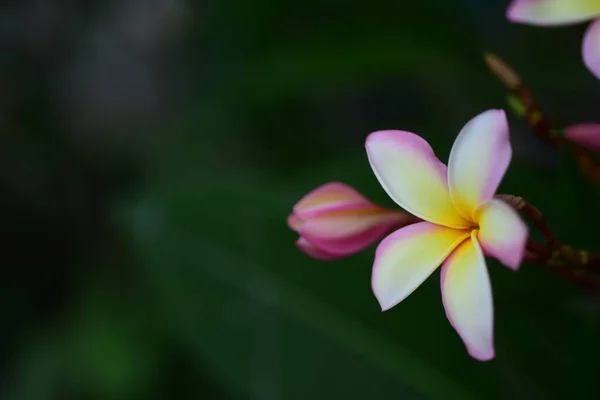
[441,233,495,361]
[371,222,470,311]
[564,123,600,150]
[583,18,600,80]
[448,110,512,219]
[476,199,528,271]
[299,209,415,255]
[287,213,303,231]
[293,182,372,219]
[365,130,471,228]
[296,237,342,260]
[507,0,600,26]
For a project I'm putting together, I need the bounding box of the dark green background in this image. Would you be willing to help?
[1,0,599,399]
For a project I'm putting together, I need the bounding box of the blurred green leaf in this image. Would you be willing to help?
[1,335,62,400]
[61,286,163,400]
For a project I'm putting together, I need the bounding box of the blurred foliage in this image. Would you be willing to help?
[2,0,600,399]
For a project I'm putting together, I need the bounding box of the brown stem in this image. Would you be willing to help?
[525,239,600,295]
[498,194,600,295]
[498,195,600,269]
[589,254,600,269]
[538,263,600,295]
[495,194,559,246]
[526,240,550,258]
[484,53,600,186]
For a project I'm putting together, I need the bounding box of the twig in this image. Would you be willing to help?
[526,240,550,258]
[499,194,600,294]
[495,194,559,247]
[484,53,600,186]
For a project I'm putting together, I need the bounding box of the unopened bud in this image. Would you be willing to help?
[564,123,600,151]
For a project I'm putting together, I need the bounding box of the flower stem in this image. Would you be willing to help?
[484,53,600,187]
[495,194,558,246]
[526,240,550,258]
[500,194,600,295]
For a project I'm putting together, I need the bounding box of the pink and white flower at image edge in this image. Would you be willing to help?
[507,0,600,79]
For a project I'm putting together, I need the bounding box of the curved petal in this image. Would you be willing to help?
[448,110,512,219]
[441,233,494,361]
[293,182,372,219]
[371,222,470,311]
[299,209,417,255]
[365,130,471,228]
[507,0,600,26]
[564,123,600,150]
[476,199,528,271]
[296,237,342,260]
[287,213,304,231]
[583,18,600,80]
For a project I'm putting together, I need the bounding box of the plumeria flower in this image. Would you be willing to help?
[365,109,528,361]
[507,0,600,79]
[288,182,420,260]
[564,123,600,150]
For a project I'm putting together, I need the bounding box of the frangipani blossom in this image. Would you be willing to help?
[288,182,420,260]
[365,109,528,361]
[507,0,600,79]
[564,123,600,150]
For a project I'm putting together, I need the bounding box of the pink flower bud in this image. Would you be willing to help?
[288,182,418,260]
[564,123,600,151]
